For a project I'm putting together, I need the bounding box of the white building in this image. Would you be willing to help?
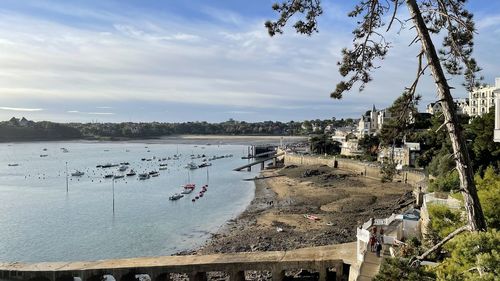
[357,105,391,137]
[495,92,500,142]
[377,142,421,167]
[468,77,499,117]
[426,98,469,116]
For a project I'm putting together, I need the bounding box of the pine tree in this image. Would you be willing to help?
[266,0,486,232]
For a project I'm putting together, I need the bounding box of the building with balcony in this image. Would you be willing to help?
[468,77,499,117]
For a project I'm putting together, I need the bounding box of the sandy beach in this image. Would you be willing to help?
[136,135,308,146]
[195,164,414,255]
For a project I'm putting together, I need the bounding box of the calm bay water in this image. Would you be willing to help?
[0,141,258,262]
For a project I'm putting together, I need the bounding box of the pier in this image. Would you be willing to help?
[233,152,284,171]
[0,243,355,281]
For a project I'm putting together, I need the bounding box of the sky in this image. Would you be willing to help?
[0,0,499,123]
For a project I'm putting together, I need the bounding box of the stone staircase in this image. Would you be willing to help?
[356,245,391,281]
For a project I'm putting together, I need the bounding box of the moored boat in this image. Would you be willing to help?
[198,162,212,168]
[126,170,137,176]
[71,170,85,177]
[184,162,198,170]
[169,193,184,200]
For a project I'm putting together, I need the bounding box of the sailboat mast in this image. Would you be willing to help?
[65,161,68,193]
[112,178,115,214]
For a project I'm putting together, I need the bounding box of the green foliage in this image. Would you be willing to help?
[358,134,379,160]
[475,166,500,229]
[429,170,460,192]
[466,110,500,173]
[0,118,360,141]
[435,230,500,281]
[426,204,464,244]
[427,147,456,177]
[0,119,82,141]
[309,134,340,155]
[380,162,396,183]
[373,257,436,281]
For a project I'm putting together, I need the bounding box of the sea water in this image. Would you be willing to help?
[0,141,258,262]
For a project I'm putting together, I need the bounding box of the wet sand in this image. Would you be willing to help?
[195,164,414,255]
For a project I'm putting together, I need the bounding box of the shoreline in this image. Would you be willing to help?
[193,164,414,255]
[0,135,307,145]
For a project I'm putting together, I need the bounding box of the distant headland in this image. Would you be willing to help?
[0,117,356,142]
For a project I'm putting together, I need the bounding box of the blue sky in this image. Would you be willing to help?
[0,0,499,123]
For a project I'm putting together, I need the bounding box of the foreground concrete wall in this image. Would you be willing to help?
[0,243,357,281]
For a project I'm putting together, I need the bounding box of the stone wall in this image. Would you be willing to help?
[281,152,428,189]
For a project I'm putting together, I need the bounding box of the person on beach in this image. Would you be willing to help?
[369,235,376,252]
[379,228,385,244]
[376,241,382,257]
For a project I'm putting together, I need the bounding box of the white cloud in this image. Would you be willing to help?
[0,107,43,112]
[477,15,500,29]
[0,2,498,122]
[201,6,243,25]
[88,112,115,115]
[226,111,256,115]
[67,110,80,113]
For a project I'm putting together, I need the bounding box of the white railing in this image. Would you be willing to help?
[423,193,462,209]
[369,213,402,227]
[357,228,370,242]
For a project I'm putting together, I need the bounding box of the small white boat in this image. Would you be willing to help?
[138,173,150,180]
[113,175,124,179]
[181,188,193,194]
[184,162,198,170]
[118,165,128,172]
[8,163,19,167]
[159,166,168,170]
[169,193,184,200]
[126,170,137,176]
[71,170,85,177]
[198,162,212,168]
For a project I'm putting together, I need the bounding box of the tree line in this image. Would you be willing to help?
[0,118,357,141]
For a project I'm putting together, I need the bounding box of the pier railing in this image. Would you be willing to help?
[0,244,355,281]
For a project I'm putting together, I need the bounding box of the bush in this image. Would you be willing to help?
[435,230,500,281]
[475,166,500,229]
[425,204,464,250]
[429,170,460,192]
[373,257,436,281]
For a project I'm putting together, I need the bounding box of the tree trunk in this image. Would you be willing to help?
[417,225,470,261]
[405,0,487,231]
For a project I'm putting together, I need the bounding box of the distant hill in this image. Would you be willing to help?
[0,117,82,142]
[0,117,358,142]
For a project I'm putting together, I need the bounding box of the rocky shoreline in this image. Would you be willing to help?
[190,164,414,256]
